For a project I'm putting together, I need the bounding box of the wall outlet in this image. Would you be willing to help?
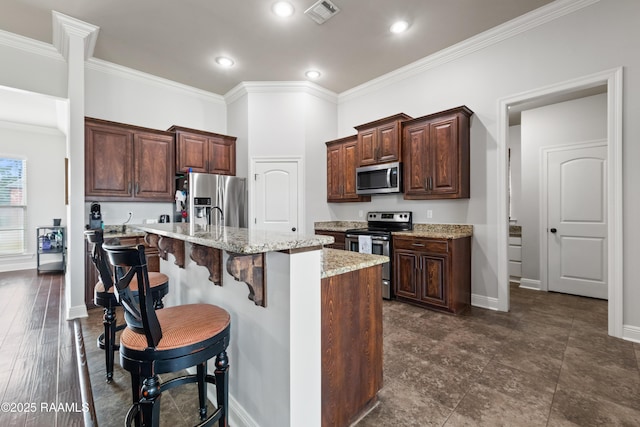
[427,209,433,219]
[358,210,364,218]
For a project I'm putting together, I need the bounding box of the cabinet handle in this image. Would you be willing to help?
[128,182,132,194]
[424,178,428,190]
[135,182,140,194]
[412,243,425,247]
[428,176,433,190]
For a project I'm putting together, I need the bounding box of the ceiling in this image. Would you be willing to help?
[0,0,555,95]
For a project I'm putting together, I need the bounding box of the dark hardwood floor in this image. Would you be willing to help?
[0,269,90,427]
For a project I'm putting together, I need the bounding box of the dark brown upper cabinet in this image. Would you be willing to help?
[169,126,236,176]
[326,135,371,203]
[355,113,412,166]
[85,118,175,202]
[402,106,473,200]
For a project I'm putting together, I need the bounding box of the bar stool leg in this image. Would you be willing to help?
[103,306,117,383]
[197,362,207,420]
[214,350,229,427]
[140,375,162,427]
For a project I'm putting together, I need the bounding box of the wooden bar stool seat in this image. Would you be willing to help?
[103,243,230,427]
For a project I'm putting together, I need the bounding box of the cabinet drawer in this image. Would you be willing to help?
[508,245,521,262]
[509,261,522,277]
[393,238,448,253]
[508,236,522,245]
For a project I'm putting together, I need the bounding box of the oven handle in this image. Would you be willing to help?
[346,234,390,241]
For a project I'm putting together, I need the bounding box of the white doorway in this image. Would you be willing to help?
[497,67,623,337]
[251,157,303,233]
[543,142,607,299]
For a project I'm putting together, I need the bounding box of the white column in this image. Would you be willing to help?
[51,11,99,319]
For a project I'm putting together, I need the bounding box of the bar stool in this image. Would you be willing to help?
[85,230,170,383]
[103,243,230,427]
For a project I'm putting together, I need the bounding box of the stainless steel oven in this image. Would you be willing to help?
[345,211,413,300]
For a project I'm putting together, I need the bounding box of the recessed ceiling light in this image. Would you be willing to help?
[215,56,235,67]
[390,20,409,34]
[305,70,321,80]
[272,1,295,17]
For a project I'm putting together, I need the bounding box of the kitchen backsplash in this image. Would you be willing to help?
[84,201,174,227]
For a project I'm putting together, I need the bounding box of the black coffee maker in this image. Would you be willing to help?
[89,202,102,229]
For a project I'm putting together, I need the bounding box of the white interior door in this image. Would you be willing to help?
[547,144,607,299]
[253,160,299,233]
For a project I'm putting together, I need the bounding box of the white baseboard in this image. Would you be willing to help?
[471,293,500,311]
[519,278,541,291]
[228,392,259,427]
[66,305,88,320]
[622,324,640,344]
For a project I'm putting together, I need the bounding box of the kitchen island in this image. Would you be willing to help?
[133,223,388,427]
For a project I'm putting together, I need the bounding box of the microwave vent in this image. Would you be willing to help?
[304,0,341,24]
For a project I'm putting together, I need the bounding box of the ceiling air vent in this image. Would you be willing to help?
[304,0,341,24]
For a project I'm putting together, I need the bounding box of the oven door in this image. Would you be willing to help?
[345,235,391,298]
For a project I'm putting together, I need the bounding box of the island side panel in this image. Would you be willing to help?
[321,264,383,427]
[159,245,323,427]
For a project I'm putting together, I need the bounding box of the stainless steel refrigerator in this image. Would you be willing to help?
[185,172,247,228]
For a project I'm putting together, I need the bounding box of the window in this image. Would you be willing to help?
[0,157,27,255]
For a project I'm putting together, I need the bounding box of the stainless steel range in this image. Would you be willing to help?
[345,211,413,299]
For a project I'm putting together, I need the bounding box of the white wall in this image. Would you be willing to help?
[0,122,66,271]
[508,125,522,223]
[520,93,607,282]
[331,0,640,325]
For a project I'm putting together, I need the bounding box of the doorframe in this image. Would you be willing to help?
[250,156,305,232]
[540,139,607,292]
[497,67,623,338]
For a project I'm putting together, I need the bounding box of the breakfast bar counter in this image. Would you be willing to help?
[132,223,387,427]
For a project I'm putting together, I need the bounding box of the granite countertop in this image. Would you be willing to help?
[509,225,522,237]
[315,221,473,239]
[394,224,473,239]
[314,221,366,232]
[101,225,145,239]
[321,248,388,279]
[133,223,333,254]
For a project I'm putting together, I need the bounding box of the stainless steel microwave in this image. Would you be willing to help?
[356,162,402,195]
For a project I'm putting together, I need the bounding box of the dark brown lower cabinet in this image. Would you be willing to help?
[321,264,382,427]
[84,235,160,308]
[314,230,346,250]
[393,235,471,314]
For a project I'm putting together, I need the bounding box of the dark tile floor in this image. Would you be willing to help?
[81,283,640,426]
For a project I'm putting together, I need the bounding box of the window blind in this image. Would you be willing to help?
[0,157,27,255]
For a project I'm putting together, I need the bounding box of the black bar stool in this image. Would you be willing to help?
[103,243,230,427]
[85,230,169,383]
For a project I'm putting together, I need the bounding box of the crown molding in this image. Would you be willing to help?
[0,119,66,136]
[225,81,338,105]
[0,29,63,61]
[85,58,226,105]
[338,0,601,102]
[52,11,99,60]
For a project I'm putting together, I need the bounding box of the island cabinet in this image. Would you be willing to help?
[402,106,473,200]
[85,118,175,201]
[393,234,471,314]
[355,113,412,166]
[169,126,236,176]
[314,230,345,250]
[326,135,371,203]
[321,264,382,427]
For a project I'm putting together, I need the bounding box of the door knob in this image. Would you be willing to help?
[550,228,557,233]
[291,227,297,232]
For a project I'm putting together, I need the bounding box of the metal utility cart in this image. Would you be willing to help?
[36,226,66,273]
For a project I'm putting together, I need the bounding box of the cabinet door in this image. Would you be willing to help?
[402,123,430,197]
[394,250,420,299]
[358,128,377,166]
[419,254,448,307]
[377,122,400,163]
[208,136,236,176]
[429,116,459,196]
[326,143,343,201]
[134,132,175,201]
[176,132,208,174]
[85,123,134,198]
[343,139,360,199]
